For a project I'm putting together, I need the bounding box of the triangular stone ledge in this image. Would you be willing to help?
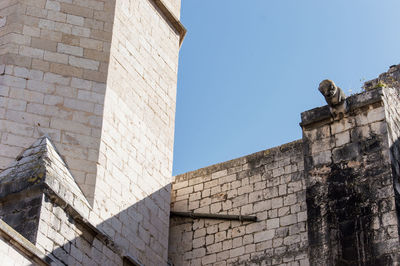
[0,136,124,259]
[0,136,90,221]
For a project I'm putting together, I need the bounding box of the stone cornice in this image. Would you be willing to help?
[300,88,384,129]
[150,0,187,46]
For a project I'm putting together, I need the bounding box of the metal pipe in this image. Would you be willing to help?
[170,211,257,222]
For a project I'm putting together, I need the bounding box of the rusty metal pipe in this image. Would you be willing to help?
[170,211,257,222]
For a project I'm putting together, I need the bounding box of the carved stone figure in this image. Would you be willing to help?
[318,79,347,118]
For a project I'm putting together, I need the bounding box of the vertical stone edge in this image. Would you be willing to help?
[382,87,400,241]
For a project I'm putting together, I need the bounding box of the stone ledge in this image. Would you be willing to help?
[0,136,91,220]
[42,184,122,257]
[43,186,143,266]
[0,219,52,266]
[300,88,384,128]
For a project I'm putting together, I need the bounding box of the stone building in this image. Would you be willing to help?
[0,0,185,264]
[1,0,400,265]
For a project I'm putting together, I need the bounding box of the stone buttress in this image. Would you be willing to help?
[301,82,400,265]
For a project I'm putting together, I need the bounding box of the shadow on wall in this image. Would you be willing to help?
[41,185,171,266]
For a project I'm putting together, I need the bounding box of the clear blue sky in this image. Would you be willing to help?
[173,0,400,175]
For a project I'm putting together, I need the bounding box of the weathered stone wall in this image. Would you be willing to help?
[364,65,400,91]
[0,136,134,265]
[169,75,400,266]
[302,88,400,265]
[0,191,42,243]
[0,189,126,266]
[0,0,116,201]
[169,141,309,266]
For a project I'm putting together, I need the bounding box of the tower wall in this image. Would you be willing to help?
[0,0,183,265]
[92,0,182,264]
[0,0,116,202]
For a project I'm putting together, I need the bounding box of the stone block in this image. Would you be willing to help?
[57,43,83,56]
[254,230,275,243]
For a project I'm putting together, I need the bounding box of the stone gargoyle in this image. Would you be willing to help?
[318,79,347,118]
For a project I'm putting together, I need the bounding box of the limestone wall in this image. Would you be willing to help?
[0,0,116,202]
[91,0,182,264]
[0,136,142,266]
[0,0,183,264]
[169,141,309,266]
[36,193,123,265]
[0,0,18,58]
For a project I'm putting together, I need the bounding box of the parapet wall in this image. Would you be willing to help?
[169,140,309,265]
